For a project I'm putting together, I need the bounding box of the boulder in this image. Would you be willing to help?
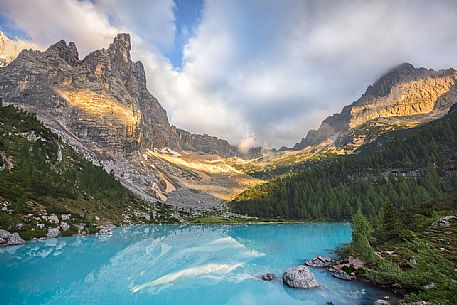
[431,215,456,228]
[8,233,25,245]
[261,273,275,281]
[60,222,70,231]
[282,265,319,288]
[374,300,390,305]
[329,268,352,281]
[98,222,115,235]
[305,256,337,268]
[423,283,435,289]
[46,227,60,239]
[0,229,25,245]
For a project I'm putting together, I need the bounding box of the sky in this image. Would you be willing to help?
[1,0,457,149]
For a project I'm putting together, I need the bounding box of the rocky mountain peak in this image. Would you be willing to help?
[357,63,424,104]
[46,40,80,66]
[291,63,457,151]
[108,33,131,64]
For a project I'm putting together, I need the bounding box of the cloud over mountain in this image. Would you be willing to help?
[1,0,457,148]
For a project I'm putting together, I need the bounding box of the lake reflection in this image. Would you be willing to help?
[0,224,396,305]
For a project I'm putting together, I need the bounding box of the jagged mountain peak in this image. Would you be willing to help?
[46,39,80,67]
[291,63,457,151]
[0,32,244,205]
[358,63,421,104]
[109,33,131,52]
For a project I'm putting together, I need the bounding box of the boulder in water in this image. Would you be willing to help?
[261,273,275,281]
[282,265,319,288]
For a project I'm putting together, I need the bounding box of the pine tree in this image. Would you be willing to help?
[352,209,375,262]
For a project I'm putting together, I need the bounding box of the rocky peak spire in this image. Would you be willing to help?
[108,33,131,64]
[46,40,80,67]
[357,63,423,104]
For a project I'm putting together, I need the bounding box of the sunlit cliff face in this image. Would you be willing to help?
[57,89,141,128]
[349,75,457,129]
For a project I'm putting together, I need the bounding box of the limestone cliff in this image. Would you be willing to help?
[0,33,249,208]
[173,126,238,157]
[0,34,180,156]
[293,63,457,150]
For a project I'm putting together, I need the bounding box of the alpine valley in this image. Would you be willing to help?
[1,30,457,305]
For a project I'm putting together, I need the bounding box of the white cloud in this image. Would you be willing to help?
[1,0,457,149]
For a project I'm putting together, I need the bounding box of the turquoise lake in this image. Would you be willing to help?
[0,223,397,305]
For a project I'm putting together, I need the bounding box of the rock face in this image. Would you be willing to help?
[173,127,239,157]
[0,33,179,155]
[0,229,25,245]
[282,265,319,288]
[0,33,240,205]
[292,63,457,150]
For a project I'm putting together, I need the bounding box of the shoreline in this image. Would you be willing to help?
[1,220,351,247]
[2,222,405,304]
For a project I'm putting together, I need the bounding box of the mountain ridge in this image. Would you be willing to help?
[0,33,251,208]
[291,62,457,150]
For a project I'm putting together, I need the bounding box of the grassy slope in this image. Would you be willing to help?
[0,106,176,240]
[342,201,457,305]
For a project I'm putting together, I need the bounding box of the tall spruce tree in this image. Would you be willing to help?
[352,209,375,262]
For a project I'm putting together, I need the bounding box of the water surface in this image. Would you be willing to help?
[0,223,396,305]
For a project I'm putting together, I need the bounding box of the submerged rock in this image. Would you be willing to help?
[374,300,390,305]
[329,268,352,281]
[305,256,339,268]
[282,265,319,288]
[0,229,25,245]
[261,273,275,281]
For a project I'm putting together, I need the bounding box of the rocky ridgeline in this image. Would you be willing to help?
[292,63,457,150]
[0,33,240,207]
[173,126,239,157]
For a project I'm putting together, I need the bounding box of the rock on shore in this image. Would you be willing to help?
[0,229,25,245]
[306,256,340,268]
[282,265,319,288]
[329,268,352,281]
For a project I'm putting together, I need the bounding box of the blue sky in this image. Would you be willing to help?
[0,0,203,69]
[166,0,203,68]
[1,0,457,149]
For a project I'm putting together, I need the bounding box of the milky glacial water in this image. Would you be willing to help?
[0,223,397,305]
